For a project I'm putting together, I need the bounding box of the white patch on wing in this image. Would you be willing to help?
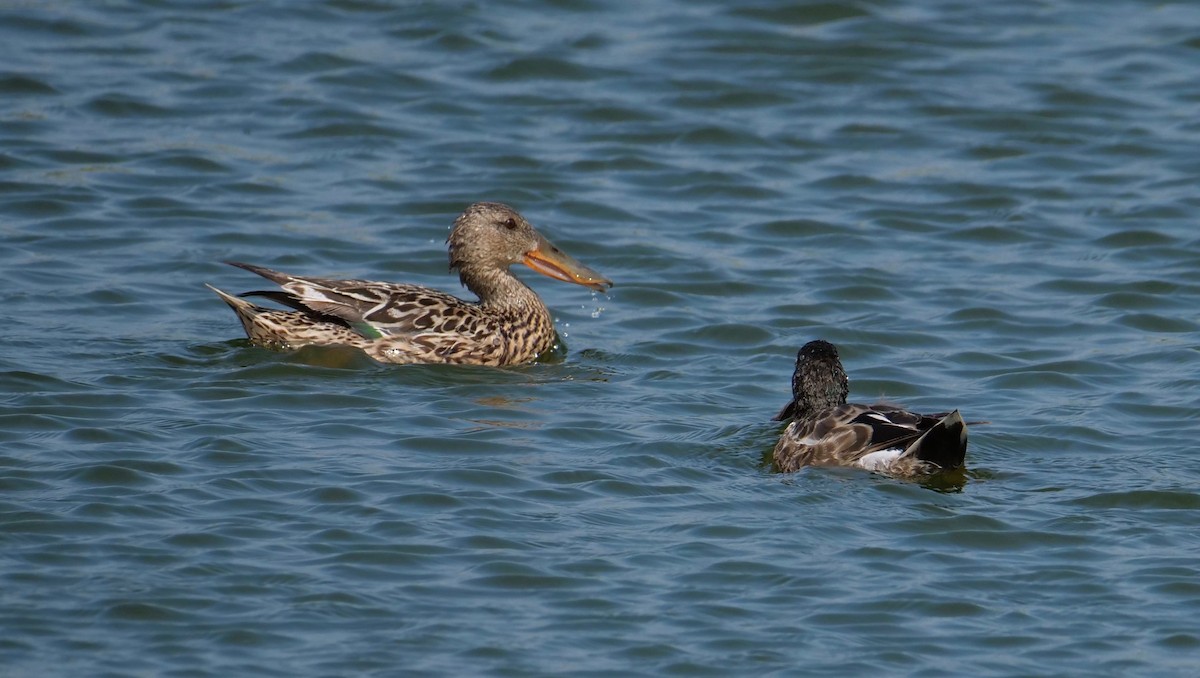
[856,447,904,471]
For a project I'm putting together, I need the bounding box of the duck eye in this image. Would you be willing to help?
[502,218,518,230]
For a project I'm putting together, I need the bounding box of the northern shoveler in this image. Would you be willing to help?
[207,202,612,365]
[773,340,971,477]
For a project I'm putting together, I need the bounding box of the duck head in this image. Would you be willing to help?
[774,339,850,421]
[448,202,612,292]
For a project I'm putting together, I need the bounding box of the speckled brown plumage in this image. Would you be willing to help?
[772,340,970,478]
[207,202,612,366]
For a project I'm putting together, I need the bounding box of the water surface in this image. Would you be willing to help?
[3,1,1200,675]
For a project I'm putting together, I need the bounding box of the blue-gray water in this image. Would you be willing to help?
[3,1,1200,675]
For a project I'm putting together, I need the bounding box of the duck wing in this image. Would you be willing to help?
[229,262,477,340]
[842,405,967,469]
[774,404,883,471]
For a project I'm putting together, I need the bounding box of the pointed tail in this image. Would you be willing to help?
[905,410,968,470]
[207,283,258,313]
[206,283,265,339]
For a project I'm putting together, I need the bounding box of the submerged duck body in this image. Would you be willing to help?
[207,202,612,366]
[773,340,969,478]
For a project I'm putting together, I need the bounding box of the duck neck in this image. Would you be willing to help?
[791,386,847,421]
[789,395,827,421]
[789,375,848,420]
[458,265,548,317]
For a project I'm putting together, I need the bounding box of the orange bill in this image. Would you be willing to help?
[523,233,613,292]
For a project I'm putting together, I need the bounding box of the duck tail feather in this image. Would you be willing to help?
[239,289,310,313]
[206,283,258,314]
[224,261,290,284]
[906,410,968,470]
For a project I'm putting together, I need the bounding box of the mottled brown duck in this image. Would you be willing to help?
[772,340,972,478]
[206,202,612,366]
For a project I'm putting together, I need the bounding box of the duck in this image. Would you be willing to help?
[772,339,970,477]
[206,202,612,366]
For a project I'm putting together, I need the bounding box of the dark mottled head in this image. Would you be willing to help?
[447,202,611,292]
[773,339,850,421]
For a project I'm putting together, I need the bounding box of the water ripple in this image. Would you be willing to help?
[3,0,1200,675]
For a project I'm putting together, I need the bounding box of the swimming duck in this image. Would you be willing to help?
[206,202,612,366]
[772,340,970,477]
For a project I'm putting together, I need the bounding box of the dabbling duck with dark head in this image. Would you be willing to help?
[773,340,973,478]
